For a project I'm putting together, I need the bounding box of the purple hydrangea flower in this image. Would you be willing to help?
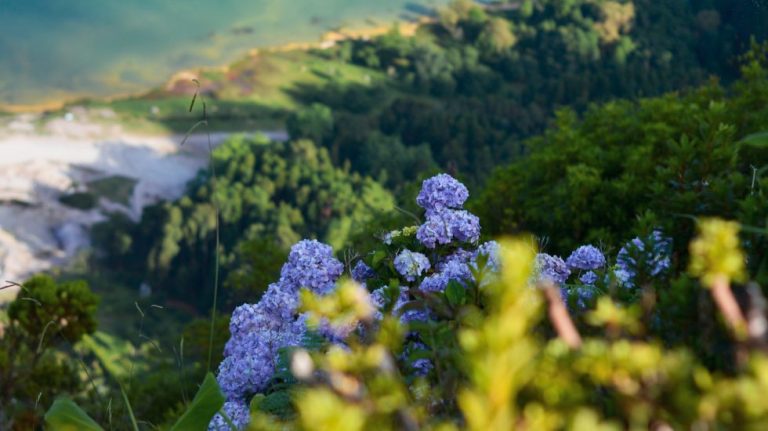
[419,273,448,293]
[224,318,298,358]
[450,210,481,242]
[403,342,433,377]
[615,230,672,288]
[382,232,394,245]
[419,255,473,293]
[579,271,598,285]
[439,248,474,269]
[216,338,280,399]
[534,253,571,285]
[351,261,375,282]
[416,173,469,213]
[370,286,431,323]
[370,286,388,310]
[560,285,597,311]
[565,245,606,271]
[393,288,432,323]
[318,318,357,343]
[416,216,451,248]
[208,401,251,431]
[228,303,273,338]
[279,239,344,294]
[473,241,501,272]
[441,258,472,281]
[416,209,480,248]
[574,286,596,309]
[368,287,385,323]
[218,317,306,398]
[614,268,633,285]
[215,239,344,418]
[394,250,431,282]
[256,282,301,322]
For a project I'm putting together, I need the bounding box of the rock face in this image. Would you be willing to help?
[53,223,89,255]
[0,110,221,300]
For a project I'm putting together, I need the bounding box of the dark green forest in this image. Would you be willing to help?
[289,0,768,188]
[4,0,768,429]
[93,136,394,307]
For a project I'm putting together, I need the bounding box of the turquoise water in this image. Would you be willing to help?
[0,0,444,106]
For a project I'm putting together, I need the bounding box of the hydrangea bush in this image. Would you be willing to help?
[207,174,501,429]
[210,239,344,428]
[203,174,694,430]
[43,174,768,430]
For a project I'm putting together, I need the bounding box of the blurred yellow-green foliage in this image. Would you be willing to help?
[690,218,747,287]
[259,227,768,431]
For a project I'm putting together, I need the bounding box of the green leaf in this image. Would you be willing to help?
[44,397,104,431]
[407,320,438,342]
[257,391,294,419]
[741,131,768,148]
[398,300,427,313]
[249,394,266,413]
[407,349,433,362]
[301,331,326,350]
[170,372,226,431]
[372,250,387,266]
[445,280,467,307]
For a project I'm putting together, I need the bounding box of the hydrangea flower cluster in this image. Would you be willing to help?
[537,232,674,310]
[615,230,672,288]
[579,271,599,285]
[413,175,479,249]
[279,240,344,295]
[403,341,433,376]
[394,287,433,323]
[565,245,606,271]
[417,209,481,249]
[358,176,500,377]
[369,285,433,324]
[572,286,596,309]
[416,173,469,214]
[351,260,375,283]
[534,253,570,285]
[419,250,474,293]
[394,250,431,282]
[209,401,251,431]
[213,240,344,430]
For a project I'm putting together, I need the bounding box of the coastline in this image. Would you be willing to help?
[0,19,427,115]
[0,14,431,300]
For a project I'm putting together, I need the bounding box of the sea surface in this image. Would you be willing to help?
[0,0,445,107]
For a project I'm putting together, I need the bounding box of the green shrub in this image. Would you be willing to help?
[59,192,97,210]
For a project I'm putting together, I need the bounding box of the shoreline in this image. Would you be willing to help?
[0,19,427,115]
[0,14,431,300]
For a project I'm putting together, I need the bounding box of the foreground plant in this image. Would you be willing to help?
[689,218,748,334]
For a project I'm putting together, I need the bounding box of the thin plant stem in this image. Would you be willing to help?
[120,385,140,431]
[711,274,747,336]
[542,283,582,349]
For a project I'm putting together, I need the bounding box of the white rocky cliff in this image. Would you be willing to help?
[0,109,221,301]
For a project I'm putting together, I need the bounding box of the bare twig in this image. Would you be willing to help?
[541,282,582,349]
[710,274,747,335]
